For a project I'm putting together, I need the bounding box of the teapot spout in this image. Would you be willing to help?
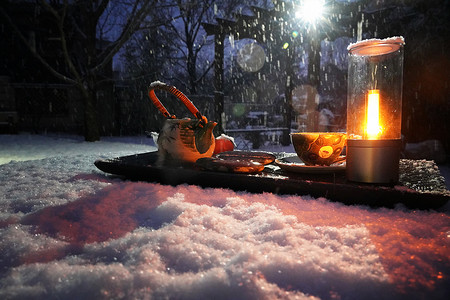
[195,121,217,154]
[206,121,217,133]
[204,121,217,143]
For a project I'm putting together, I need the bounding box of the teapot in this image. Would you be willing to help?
[148,81,217,166]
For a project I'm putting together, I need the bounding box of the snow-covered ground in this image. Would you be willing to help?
[0,133,449,300]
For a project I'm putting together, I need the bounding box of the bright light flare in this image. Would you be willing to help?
[295,0,325,23]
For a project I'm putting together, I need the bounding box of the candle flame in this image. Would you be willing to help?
[366,90,381,139]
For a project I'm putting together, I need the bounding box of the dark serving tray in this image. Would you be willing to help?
[94,151,450,210]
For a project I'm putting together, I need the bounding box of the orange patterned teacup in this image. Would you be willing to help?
[290,132,347,166]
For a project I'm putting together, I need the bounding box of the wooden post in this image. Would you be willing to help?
[282,46,294,145]
[214,29,225,134]
[308,28,321,88]
[307,29,321,132]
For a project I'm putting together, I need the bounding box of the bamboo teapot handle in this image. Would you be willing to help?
[148,81,208,125]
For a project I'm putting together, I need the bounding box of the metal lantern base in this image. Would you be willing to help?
[346,139,401,184]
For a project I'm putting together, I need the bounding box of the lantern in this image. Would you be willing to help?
[346,37,405,183]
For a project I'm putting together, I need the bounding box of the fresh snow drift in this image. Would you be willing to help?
[0,134,449,299]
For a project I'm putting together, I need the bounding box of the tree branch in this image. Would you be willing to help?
[93,0,155,74]
[93,0,110,22]
[195,61,214,84]
[0,5,77,85]
[40,0,85,86]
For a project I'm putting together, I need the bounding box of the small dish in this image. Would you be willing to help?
[216,151,276,165]
[275,155,346,174]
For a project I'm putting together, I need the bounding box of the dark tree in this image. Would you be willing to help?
[1,0,159,141]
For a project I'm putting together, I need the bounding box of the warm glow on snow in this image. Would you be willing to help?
[0,134,448,299]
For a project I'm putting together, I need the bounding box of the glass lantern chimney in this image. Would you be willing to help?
[346,37,405,184]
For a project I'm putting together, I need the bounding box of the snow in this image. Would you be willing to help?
[0,134,449,299]
[347,36,405,51]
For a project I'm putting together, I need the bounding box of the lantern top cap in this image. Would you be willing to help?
[348,36,405,56]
